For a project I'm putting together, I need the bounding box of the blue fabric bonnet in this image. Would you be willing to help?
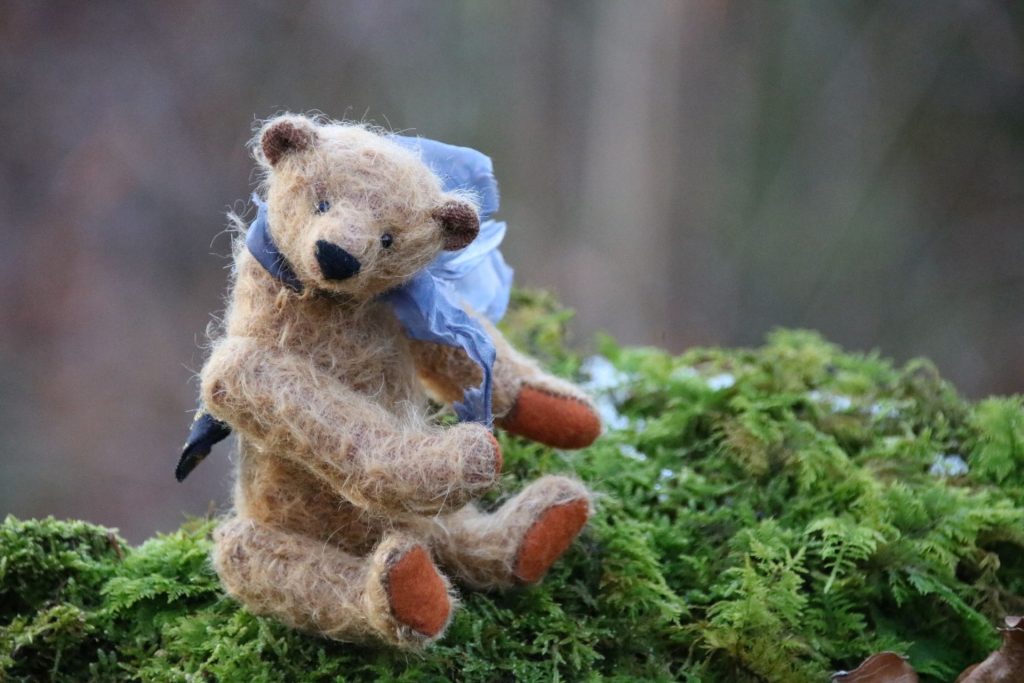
[385,135,514,424]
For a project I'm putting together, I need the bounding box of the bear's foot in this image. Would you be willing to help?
[420,475,593,589]
[213,520,457,649]
[500,384,601,449]
[364,534,457,647]
[384,545,452,638]
[513,498,590,583]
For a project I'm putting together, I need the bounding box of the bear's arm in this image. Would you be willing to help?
[200,336,501,516]
[409,313,602,450]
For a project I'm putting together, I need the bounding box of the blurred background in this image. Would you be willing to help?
[1,1,1022,542]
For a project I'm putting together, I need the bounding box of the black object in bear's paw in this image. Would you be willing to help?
[176,412,232,482]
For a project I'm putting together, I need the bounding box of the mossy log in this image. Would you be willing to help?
[4,292,1024,682]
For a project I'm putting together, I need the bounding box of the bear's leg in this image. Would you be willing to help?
[410,314,601,450]
[213,516,455,648]
[496,375,602,451]
[417,475,593,589]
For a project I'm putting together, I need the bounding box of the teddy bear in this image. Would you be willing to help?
[190,113,602,648]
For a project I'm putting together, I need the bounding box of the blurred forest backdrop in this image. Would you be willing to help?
[1,1,1022,542]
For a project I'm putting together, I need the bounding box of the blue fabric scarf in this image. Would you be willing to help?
[385,135,513,423]
[245,136,513,424]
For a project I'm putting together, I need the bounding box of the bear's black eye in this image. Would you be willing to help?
[315,199,331,214]
[380,232,394,249]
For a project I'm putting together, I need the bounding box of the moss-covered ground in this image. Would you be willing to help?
[4,292,1024,681]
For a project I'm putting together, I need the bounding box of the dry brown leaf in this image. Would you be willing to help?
[832,652,919,683]
[956,616,1024,683]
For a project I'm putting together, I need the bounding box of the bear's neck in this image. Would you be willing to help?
[227,253,392,339]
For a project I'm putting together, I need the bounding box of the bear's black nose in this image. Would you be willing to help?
[315,240,361,281]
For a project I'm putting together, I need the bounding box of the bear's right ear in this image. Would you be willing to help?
[259,116,317,167]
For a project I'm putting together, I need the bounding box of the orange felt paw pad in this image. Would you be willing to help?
[501,386,601,449]
[386,546,450,637]
[513,498,590,584]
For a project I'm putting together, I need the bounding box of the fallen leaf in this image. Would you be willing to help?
[956,616,1024,683]
[832,652,919,683]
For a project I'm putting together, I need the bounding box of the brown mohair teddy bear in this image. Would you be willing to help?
[193,114,601,648]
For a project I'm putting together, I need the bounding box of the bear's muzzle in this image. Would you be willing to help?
[315,240,362,281]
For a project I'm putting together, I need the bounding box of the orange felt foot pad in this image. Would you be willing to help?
[501,386,601,449]
[513,499,590,584]
[387,546,450,637]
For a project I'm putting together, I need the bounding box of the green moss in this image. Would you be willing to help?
[4,294,1024,681]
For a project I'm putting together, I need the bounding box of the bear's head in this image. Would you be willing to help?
[253,114,480,298]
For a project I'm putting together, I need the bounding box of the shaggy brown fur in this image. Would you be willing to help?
[202,114,601,648]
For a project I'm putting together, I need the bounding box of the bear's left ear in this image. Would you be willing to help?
[434,200,480,251]
[259,116,317,167]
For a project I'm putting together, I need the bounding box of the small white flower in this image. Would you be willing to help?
[582,355,634,431]
[595,396,630,431]
[807,390,853,412]
[618,444,648,461]
[581,355,630,393]
[869,402,900,419]
[929,454,969,477]
[706,373,736,391]
[670,366,699,381]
